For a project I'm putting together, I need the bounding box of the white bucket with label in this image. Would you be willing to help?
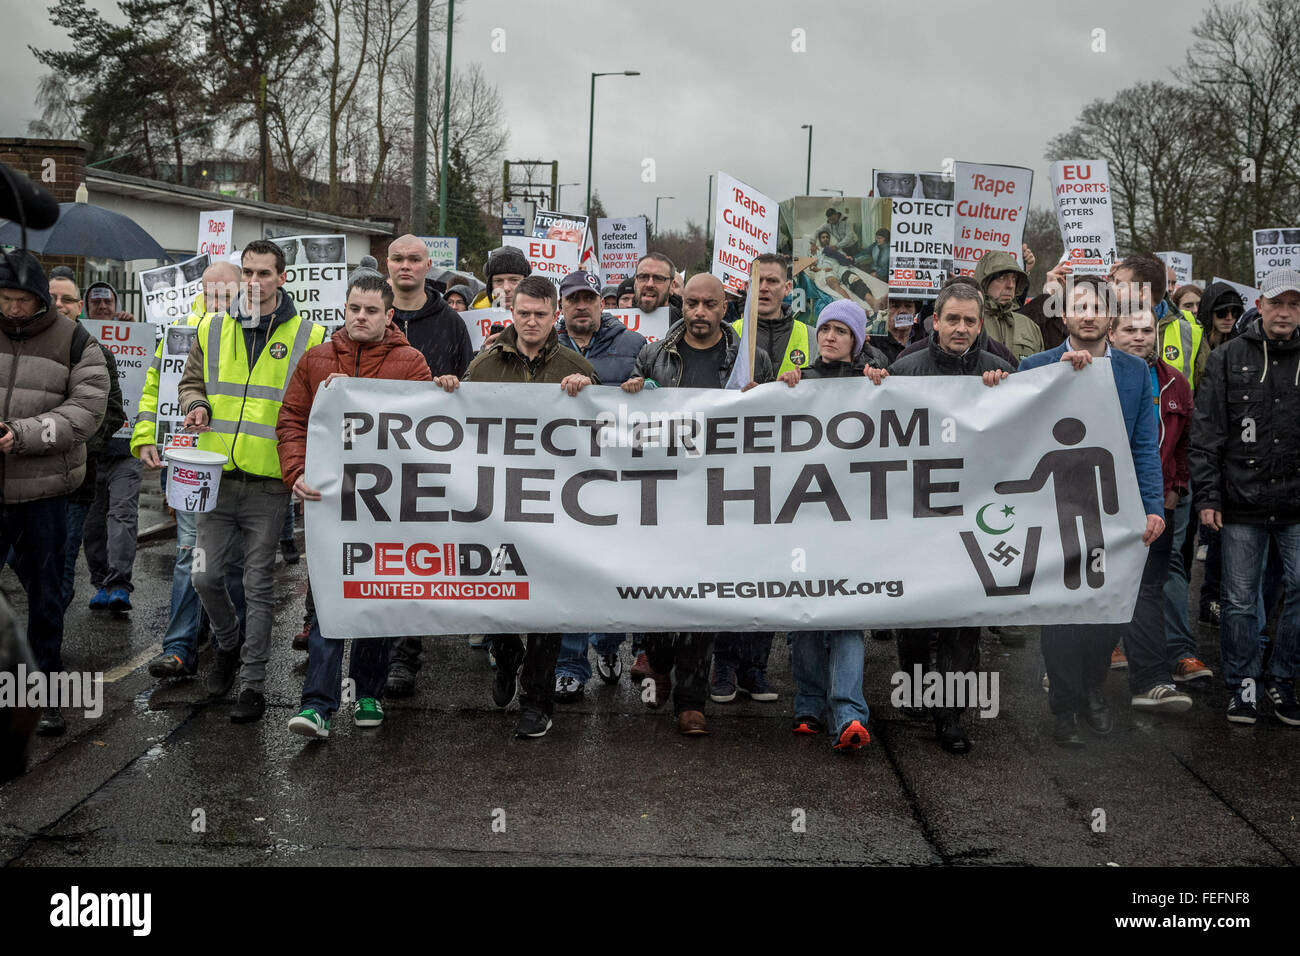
[164,448,228,513]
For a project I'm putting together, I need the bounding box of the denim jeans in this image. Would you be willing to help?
[1163,497,1198,662]
[1219,522,1300,690]
[160,509,246,671]
[556,633,625,681]
[0,495,68,674]
[788,630,868,737]
[1200,526,1221,614]
[1127,507,1176,689]
[60,499,91,610]
[300,623,391,719]
[280,504,295,543]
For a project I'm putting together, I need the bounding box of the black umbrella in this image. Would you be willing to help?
[0,202,169,261]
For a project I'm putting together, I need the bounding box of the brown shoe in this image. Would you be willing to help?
[677,710,711,736]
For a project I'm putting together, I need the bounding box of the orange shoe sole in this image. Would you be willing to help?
[833,721,870,750]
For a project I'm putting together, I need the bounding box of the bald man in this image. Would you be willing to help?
[621,273,776,736]
[142,260,249,681]
[382,234,477,698]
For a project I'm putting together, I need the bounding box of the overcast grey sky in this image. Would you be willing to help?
[4,0,1204,231]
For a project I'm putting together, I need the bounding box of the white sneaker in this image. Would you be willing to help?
[554,675,583,701]
[1131,683,1193,713]
[596,652,622,684]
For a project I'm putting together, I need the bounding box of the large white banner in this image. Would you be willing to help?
[305,363,1148,637]
[1049,160,1116,276]
[597,216,646,286]
[139,254,208,324]
[872,169,953,300]
[502,235,583,293]
[197,210,234,260]
[712,171,778,294]
[270,234,348,329]
[952,162,1033,277]
[1252,228,1300,287]
[81,320,152,440]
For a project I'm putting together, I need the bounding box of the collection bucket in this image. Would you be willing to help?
[164,447,228,513]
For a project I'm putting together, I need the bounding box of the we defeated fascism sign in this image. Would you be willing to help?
[305,363,1148,637]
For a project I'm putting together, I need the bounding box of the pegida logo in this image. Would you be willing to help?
[1163,344,1179,362]
[789,349,807,367]
[269,341,288,359]
[341,542,527,577]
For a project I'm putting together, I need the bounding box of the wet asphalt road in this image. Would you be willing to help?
[1,524,1297,867]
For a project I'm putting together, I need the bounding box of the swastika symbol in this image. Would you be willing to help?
[987,541,1020,567]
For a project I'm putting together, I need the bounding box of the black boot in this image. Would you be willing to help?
[1081,687,1112,735]
[1052,713,1084,748]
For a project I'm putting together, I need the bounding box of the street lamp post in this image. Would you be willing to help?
[655,196,674,236]
[800,124,812,195]
[555,182,581,209]
[587,70,640,219]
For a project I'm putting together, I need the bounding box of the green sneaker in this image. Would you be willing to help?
[287,708,330,738]
[353,697,384,727]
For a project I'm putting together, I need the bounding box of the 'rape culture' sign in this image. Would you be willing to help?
[951,162,1033,276]
[712,171,778,294]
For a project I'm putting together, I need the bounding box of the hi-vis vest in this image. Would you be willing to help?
[195,310,324,477]
[1161,311,1203,390]
[130,310,204,459]
[730,318,810,375]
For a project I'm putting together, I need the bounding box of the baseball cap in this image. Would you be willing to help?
[1260,268,1300,299]
[559,270,602,299]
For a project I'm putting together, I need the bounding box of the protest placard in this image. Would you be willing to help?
[460,307,513,352]
[501,235,583,293]
[270,234,348,329]
[1049,161,1117,275]
[952,162,1033,276]
[1252,228,1300,286]
[80,320,152,440]
[597,217,646,286]
[607,306,672,344]
[139,254,208,324]
[154,325,200,451]
[780,196,890,320]
[418,236,458,271]
[532,209,588,246]
[197,210,234,260]
[712,171,778,294]
[1156,252,1193,289]
[872,169,952,300]
[305,362,1148,637]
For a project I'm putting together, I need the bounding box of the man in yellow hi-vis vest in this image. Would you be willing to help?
[178,240,325,723]
[715,253,813,704]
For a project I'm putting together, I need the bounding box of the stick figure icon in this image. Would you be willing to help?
[994,417,1118,590]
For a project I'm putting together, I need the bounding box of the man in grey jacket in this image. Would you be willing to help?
[0,251,110,736]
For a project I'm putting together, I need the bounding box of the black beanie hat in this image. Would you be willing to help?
[484,245,531,282]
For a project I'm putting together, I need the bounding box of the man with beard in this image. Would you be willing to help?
[1014,275,1167,747]
[552,269,647,700]
[621,273,775,736]
[631,252,681,325]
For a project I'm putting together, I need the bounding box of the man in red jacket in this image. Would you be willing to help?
[275,274,433,739]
